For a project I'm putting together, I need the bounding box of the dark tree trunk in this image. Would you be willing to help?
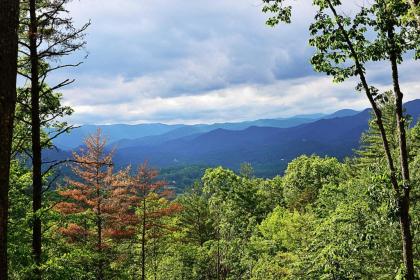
[326,0,401,195]
[141,195,146,280]
[0,1,20,279]
[96,169,103,280]
[387,25,415,280]
[398,195,414,279]
[326,1,415,278]
[217,231,220,280]
[29,0,42,278]
[97,199,103,280]
[97,213,103,280]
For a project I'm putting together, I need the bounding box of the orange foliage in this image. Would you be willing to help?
[56,130,182,259]
[56,129,136,245]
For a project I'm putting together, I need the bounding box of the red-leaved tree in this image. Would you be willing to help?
[55,130,134,280]
[128,163,182,280]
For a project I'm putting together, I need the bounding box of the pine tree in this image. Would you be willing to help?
[128,163,181,280]
[357,92,401,168]
[0,1,20,277]
[17,1,89,275]
[55,130,120,280]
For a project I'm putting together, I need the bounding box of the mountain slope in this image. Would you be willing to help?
[53,108,361,150]
[111,109,360,149]
[111,118,315,149]
[114,99,420,177]
[49,100,420,179]
[53,123,185,149]
[323,109,360,119]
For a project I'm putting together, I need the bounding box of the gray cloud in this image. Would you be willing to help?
[62,73,420,125]
[50,0,420,124]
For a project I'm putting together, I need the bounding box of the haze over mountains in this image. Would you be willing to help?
[54,109,360,150]
[51,100,420,178]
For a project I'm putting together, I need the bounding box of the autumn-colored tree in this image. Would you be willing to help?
[55,130,134,280]
[128,164,181,280]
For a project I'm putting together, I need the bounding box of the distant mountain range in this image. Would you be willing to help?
[54,109,360,150]
[48,100,420,181]
[52,123,184,150]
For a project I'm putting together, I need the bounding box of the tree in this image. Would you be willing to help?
[17,0,89,276]
[202,167,264,279]
[176,185,214,247]
[282,155,344,211]
[149,184,215,280]
[405,0,420,28]
[55,130,117,280]
[128,163,181,280]
[262,0,418,277]
[363,102,415,269]
[7,160,34,279]
[367,3,419,276]
[0,0,20,278]
[251,206,316,279]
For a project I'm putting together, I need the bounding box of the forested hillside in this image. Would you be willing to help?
[6,106,420,279]
[0,0,419,279]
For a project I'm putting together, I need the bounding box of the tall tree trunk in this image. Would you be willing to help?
[153,238,157,280]
[216,212,221,280]
[97,204,103,280]
[217,232,220,280]
[141,195,146,280]
[326,0,401,194]
[29,0,42,278]
[0,1,20,279]
[326,1,414,278]
[387,25,415,280]
[96,169,103,280]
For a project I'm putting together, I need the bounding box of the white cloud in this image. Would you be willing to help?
[62,75,367,124]
[52,0,420,125]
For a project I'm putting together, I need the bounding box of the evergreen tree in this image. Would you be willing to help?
[0,1,20,277]
[17,0,89,275]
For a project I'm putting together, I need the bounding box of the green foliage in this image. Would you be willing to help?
[8,161,33,279]
[282,155,344,210]
[259,3,419,277]
[258,206,315,252]
[6,0,420,278]
[308,177,400,279]
[263,0,418,82]
[159,165,208,193]
[8,117,420,278]
[309,4,370,82]
[262,0,292,26]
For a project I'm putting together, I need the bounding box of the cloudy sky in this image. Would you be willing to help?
[57,0,420,125]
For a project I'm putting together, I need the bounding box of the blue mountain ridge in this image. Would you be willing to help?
[112,99,420,177]
[53,109,360,150]
[52,123,184,150]
[46,100,420,180]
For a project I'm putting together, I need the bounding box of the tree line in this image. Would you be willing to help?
[4,106,420,279]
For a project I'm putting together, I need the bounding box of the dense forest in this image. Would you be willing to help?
[6,105,420,280]
[0,0,419,279]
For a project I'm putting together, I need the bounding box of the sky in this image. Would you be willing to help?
[56,0,420,125]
